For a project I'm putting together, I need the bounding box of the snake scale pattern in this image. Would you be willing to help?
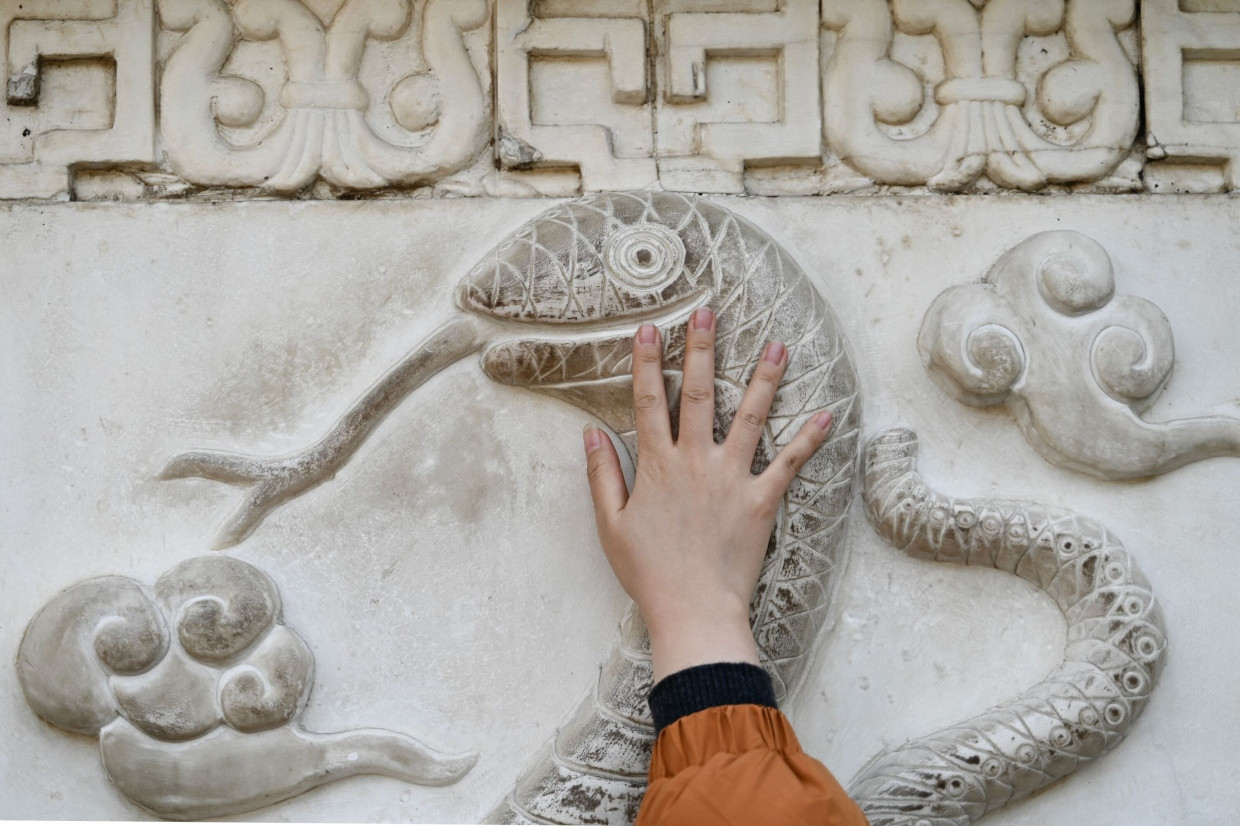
[855,427,1167,825]
[458,193,862,822]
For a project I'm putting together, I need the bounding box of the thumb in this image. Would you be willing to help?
[583,426,628,520]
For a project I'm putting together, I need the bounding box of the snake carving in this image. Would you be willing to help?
[857,428,1167,825]
[21,193,1158,822]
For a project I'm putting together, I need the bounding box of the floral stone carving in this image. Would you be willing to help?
[919,229,1240,479]
[823,0,1140,191]
[1,0,1238,197]
[162,192,863,822]
[17,555,476,820]
[157,0,490,192]
[857,428,1166,825]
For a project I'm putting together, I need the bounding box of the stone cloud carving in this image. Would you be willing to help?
[17,555,476,820]
[158,0,491,192]
[857,428,1166,824]
[162,192,863,822]
[823,0,1140,191]
[918,230,1240,479]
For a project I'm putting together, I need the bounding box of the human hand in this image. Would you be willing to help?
[582,308,834,683]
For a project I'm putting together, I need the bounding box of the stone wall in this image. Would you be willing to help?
[2,2,1238,824]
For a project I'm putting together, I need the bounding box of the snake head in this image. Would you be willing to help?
[456,193,716,431]
[456,192,714,327]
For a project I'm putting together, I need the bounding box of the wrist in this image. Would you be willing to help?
[643,597,759,683]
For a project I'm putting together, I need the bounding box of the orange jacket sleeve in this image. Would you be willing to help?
[637,703,868,826]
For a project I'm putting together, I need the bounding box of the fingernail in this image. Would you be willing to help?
[583,425,605,452]
[814,411,833,431]
[637,323,657,345]
[691,307,714,331]
[763,341,786,365]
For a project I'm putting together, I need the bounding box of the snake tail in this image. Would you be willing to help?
[852,427,1167,826]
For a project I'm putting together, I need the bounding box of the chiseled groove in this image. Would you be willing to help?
[551,737,649,784]
[504,793,552,825]
[590,680,655,747]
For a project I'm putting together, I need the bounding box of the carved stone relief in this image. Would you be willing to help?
[857,428,1165,824]
[2,0,1231,197]
[18,555,475,820]
[497,0,823,194]
[160,193,863,821]
[495,0,657,192]
[919,230,1240,479]
[0,0,156,199]
[822,0,1140,191]
[7,194,1219,822]
[1142,0,1240,191]
[653,0,822,193]
[158,0,491,193]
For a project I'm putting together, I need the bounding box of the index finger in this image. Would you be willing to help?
[631,323,673,450]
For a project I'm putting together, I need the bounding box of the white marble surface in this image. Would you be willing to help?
[3,196,1239,822]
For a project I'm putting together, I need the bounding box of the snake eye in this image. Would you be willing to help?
[603,224,686,293]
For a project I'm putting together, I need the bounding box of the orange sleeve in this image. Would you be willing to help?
[637,704,868,826]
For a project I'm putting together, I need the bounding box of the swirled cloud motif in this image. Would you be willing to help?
[919,230,1240,480]
[17,555,475,820]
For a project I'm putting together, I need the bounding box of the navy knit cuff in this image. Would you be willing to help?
[647,662,777,733]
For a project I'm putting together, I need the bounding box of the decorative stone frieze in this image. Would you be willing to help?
[1142,0,1240,191]
[822,0,1140,191]
[2,0,1240,197]
[653,0,822,193]
[158,0,491,193]
[495,0,656,192]
[0,0,156,200]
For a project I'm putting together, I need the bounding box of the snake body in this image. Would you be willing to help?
[455,193,862,822]
[856,428,1167,825]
